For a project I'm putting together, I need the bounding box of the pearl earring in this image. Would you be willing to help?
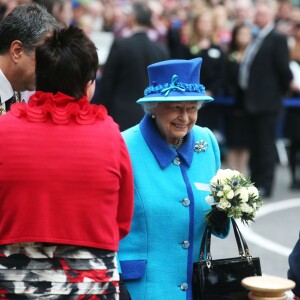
[152,114,155,119]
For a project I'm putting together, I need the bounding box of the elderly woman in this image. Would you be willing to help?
[0,26,133,299]
[118,58,228,300]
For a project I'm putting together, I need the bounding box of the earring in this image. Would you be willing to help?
[152,114,155,119]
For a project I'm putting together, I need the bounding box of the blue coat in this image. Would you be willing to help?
[118,115,222,300]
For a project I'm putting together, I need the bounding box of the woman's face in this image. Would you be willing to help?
[196,13,213,37]
[153,101,198,145]
[236,26,252,49]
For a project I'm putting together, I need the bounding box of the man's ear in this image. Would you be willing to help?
[10,40,23,63]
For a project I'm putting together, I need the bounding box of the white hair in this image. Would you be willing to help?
[140,101,204,115]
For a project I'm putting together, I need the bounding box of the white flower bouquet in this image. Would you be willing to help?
[205,169,263,226]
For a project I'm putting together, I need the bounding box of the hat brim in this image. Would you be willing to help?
[137,95,214,103]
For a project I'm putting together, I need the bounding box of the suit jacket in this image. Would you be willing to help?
[118,115,226,300]
[96,32,169,131]
[288,234,300,296]
[244,28,292,114]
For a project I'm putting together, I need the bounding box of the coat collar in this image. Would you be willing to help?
[139,114,194,169]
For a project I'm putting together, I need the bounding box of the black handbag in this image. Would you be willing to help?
[192,218,262,300]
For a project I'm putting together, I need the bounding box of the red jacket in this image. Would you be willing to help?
[0,92,134,251]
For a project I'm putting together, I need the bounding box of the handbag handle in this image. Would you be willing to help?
[231,219,253,261]
[199,218,254,267]
[199,219,244,260]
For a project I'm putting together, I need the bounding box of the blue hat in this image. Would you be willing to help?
[137,58,213,103]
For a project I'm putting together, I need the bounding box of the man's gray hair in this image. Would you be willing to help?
[0,3,60,54]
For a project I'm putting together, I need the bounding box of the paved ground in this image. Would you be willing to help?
[210,164,300,298]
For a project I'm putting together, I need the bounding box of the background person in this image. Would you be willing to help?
[186,8,226,135]
[223,22,253,174]
[96,1,169,131]
[238,0,293,198]
[32,0,73,27]
[0,25,133,299]
[118,58,228,300]
[0,3,60,114]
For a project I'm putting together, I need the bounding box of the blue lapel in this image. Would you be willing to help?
[139,114,194,169]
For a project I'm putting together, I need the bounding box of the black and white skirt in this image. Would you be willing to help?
[0,243,119,299]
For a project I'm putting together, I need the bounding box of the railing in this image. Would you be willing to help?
[211,96,300,167]
[213,96,300,107]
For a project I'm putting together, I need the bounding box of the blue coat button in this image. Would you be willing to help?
[181,240,190,249]
[173,157,180,166]
[182,198,190,207]
[180,283,189,291]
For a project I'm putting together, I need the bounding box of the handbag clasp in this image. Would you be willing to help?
[245,249,253,265]
[206,253,212,268]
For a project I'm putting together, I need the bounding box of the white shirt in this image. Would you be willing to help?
[0,68,14,106]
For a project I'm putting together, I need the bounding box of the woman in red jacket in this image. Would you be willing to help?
[0,25,134,299]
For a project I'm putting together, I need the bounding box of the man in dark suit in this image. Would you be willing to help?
[0,3,60,114]
[288,232,300,300]
[238,0,293,197]
[95,2,169,131]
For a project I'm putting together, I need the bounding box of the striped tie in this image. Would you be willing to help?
[0,92,21,114]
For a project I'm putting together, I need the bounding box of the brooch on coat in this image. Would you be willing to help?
[194,140,208,153]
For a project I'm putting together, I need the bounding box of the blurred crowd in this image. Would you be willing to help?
[2,0,300,93]
[0,0,299,52]
[2,0,300,192]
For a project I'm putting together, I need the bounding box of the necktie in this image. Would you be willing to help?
[0,92,20,114]
[238,35,264,90]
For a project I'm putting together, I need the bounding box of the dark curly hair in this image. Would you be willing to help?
[35,25,99,99]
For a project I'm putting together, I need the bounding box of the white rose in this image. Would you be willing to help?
[248,186,259,198]
[223,184,232,192]
[217,169,235,181]
[235,187,249,202]
[217,198,231,210]
[241,203,251,213]
[248,206,255,214]
[232,170,242,177]
[216,169,225,177]
[210,175,218,186]
[217,190,224,197]
[226,190,235,200]
[205,195,215,206]
[215,169,226,183]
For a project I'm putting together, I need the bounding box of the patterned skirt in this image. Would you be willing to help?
[0,243,119,299]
